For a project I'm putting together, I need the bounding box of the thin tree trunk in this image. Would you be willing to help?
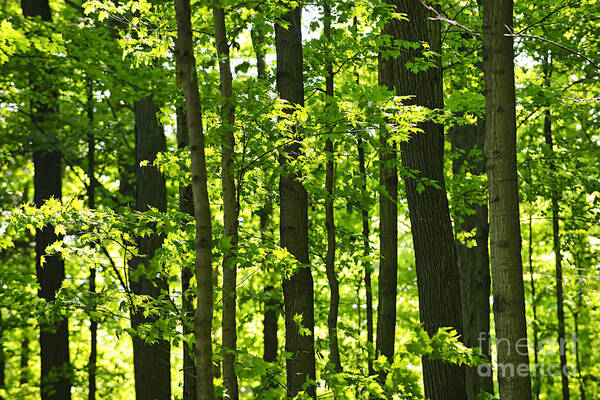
[323,0,341,374]
[0,310,4,399]
[528,216,540,400]
[22,1,72,398]
[20,337,29,385]
[213,5,239,400]
[451,119,493,399]
[177,104,197,399]
[174,1,216,398]
[380,2,466,398]
[482,0,532,398]
[358,136,374,376]
[542,56,570,400]
[130,97,171,400]
[251,7,278,369]
[274,5,316,398]
[86,79,98,400]
[376,25,398,377]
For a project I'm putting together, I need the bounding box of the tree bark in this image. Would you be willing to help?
[450,120,493,399]
[482,0,533,398]
[130,97,171,400]
[274,5,316,398]
[323,0,342,374]
[174,1,216,399]
[22,1,72,399]
[20,337,29,385]
[380,1,466,398]
[213,5,239,400]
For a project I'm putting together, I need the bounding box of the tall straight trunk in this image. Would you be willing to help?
[323,0,341,374]
[130,97,171,400]
[22,1,72,399]
[274,5,316,398]
[482,0,532,398]
[20,337,29,385]
[451,120,493,399]
[376,29,398,374]
[542,57,569,400]
[251,13,267,81]
[213,6,239,400]
[358,136,374,376]
[174,1,216,399]
[528,216,540,400]
[176,104,197,399]
[380,2,466,398]
[86,80,98,400]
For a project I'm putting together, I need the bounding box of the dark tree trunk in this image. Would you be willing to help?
[213,6,239,400]
[376,27,398,376]
[129,97,171,400]
[482,0,533,398]
[380,1,466,398]
[174,1,216,398]
[177,104,197,400]
[450,120,493,399]
[323,0,342,374]
[86,80,98,400]
[528,216,540,400]
[542,57,570,400]
[358,136,374,376]
[274,5,316,398]
[22,1,72,399]
[20,337,29,385]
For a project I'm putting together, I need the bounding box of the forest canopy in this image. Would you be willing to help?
[0,0,599,399]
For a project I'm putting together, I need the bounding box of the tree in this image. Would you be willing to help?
[482,0,533,398]
[213,3,239,399]
[274,4,316,398]
[174,1,216,398]
[21,0,72,398]
[129,96,171,400]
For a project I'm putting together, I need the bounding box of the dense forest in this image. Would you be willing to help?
[0,0,599,399]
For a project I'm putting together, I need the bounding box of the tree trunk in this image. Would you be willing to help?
[86,79,98,400]
[482,0,533,398]
[176,103,197,400]
[0,311,4,399]
[213,5,239,400]
[451,120,493,399]
[22,1,72,399]
[380,1,466,398]
[323,0,342,374]
[376,24,398,376]
[542,57,570,400]
[20,337,29,385]
[130,97,171,400]
[528,216,540,400]
[174,1,216,399]
[274,5,316,398]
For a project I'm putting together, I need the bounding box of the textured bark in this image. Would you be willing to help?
[22,1,72,399]
[376,32,398,374]
[528,216,540,400]
[177,104,197,400]
[130,97,171,400]
[358,136,374,376]
[274,5,316,398]
[86,80,98,400]
[380,1,466,398]
[174,1,216,399]
[482,0,533,398]
[251,13,267,81]
[542,57,569,400]
[213,6,239,400]
[323,0,341,374]
[450,120,493,399]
